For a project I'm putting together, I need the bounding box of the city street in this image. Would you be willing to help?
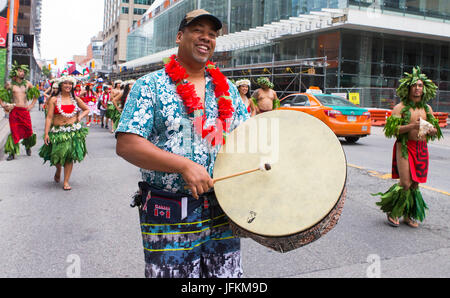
[0,107,449,278]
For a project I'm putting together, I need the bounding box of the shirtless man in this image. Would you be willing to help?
[251,77,279,114]
[374,67,442,228]
[0,62,39,161]
[111,80,123,99]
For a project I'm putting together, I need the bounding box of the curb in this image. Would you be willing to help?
[0,117,10,160]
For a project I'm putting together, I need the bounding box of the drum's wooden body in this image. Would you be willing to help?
[214,110,347,253]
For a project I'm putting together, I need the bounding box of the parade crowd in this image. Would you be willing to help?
[0,8,443,278]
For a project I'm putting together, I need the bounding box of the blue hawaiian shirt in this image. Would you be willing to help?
[116,68,250,193]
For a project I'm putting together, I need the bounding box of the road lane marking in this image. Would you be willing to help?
[420,185,450,196]
[347,164,449,196]
[347,163,365,169]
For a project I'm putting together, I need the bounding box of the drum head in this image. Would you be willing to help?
[214,110,347,237]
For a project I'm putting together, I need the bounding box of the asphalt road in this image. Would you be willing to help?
[0,107,449,278]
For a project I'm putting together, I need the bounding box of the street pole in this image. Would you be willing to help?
[6,0,14,79]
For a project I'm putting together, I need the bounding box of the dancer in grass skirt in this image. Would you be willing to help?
[39,76,90,191]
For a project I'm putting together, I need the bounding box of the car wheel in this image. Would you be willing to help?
[345,137,360,144]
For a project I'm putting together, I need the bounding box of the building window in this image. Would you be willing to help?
[19,0,31,6]
[122,7,129,14]
[134,0,153,4]
[122,0,129,3]
[133,8,147,15]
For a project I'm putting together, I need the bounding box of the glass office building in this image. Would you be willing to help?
[127,0,349,61]
[121,0,450,111]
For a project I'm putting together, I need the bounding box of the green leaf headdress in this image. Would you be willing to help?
[396,66,437,105]
[9,61,30,79]
[257,77,274,89]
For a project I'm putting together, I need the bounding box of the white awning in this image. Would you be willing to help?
[120,47,177,69]
[120,8,347,69]
[215,9,347,52]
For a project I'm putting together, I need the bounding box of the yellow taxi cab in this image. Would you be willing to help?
[278,88,371,143]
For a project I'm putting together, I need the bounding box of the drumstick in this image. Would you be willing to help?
[213,163,272,183]
[183,163,272,190]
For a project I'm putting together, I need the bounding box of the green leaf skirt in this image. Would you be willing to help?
[39,124,89,166]
[372,184,428,221]
[106,103,120,120]
[4,134,20,155]
[4,133,36,155]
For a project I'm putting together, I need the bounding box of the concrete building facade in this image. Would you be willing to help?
[102,0,154,73]
[12,0,43,83]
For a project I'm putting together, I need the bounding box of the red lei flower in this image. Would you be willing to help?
[164,55,234,146]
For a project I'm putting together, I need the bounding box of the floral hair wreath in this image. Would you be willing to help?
[58,76,77,86]
[396,66,437,104]
[235,79,251,88]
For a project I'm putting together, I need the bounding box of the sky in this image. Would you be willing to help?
[40,0,104,70]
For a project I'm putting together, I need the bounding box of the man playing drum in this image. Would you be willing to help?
[115,9,249,278]
[374,67,442,228]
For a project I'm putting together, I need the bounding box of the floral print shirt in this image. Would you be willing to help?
[116,68,249,193]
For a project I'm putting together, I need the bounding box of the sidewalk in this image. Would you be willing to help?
[0,110,9,160]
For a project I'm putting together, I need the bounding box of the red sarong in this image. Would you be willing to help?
[392,140,429,183]
[9,106,33,144]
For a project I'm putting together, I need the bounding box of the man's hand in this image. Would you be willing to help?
[428,127,438,136]
[3,103,13,113]
[180,160,214,199]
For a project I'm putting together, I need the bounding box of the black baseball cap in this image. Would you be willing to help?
[178,9,222,32]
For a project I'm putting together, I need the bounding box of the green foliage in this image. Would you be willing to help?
[384,116,409,158]
[42,65,51,78]
[273,98,280,109]
[9,61,30,79]
[426,114,443,142]
[384,116,404,138]
[397,66,438,104]
[4,134,20,155]
[256,77,274,89]
[373,184,428,222]
[21,134,36,149]
[39,127,89,166]
[0,87,12,103]
[27,86,40,100]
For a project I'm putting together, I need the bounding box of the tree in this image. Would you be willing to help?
[42,65,51,79]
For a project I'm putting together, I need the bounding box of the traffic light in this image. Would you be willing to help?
[54,58,57,65]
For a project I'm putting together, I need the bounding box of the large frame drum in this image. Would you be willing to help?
[214,110,347,253]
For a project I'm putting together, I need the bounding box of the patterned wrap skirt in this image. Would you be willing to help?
[139,191,242,278]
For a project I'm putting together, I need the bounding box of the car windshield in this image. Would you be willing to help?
[315,95,358,107]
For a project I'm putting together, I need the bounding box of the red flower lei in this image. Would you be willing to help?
[164,54,234,146]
